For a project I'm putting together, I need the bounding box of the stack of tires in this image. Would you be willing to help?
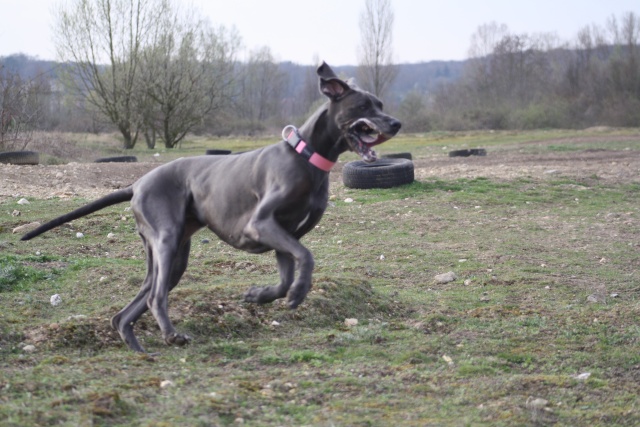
[342,153,414,189]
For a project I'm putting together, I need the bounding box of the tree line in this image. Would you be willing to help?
[1,3,639,152]
[409,12,640,132]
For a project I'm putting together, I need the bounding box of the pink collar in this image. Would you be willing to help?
[283,126,335,172]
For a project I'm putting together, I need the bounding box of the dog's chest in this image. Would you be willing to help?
[294,212,311,232]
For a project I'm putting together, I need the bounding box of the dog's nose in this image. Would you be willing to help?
[390,119,402,133]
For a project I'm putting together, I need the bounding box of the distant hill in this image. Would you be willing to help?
[278,61,465,102]
[1,53,464,103]
[0,54,59,79]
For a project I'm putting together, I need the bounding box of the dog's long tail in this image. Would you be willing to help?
[21,187,135,241]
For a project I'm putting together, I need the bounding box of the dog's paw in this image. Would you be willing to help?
[165,332,191,347]
[244,285,283,304]
[287,292,306,309]
[244,286,260,303]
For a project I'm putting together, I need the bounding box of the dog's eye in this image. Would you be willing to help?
[358,103,369,112]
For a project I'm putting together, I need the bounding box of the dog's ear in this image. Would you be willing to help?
[317,61,351,101]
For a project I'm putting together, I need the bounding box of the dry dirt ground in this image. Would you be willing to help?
[1,135,639,202]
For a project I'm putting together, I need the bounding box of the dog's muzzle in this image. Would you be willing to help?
[346,118,393,163]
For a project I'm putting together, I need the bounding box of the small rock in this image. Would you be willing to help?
[17,198,30,205]
[527,397,549,409]
[107,232,116,239]
[76,232,84,238]
[442,355,454,365]
[67,314,87,321]
[154,153,160,157]
[12,222,41,234]
[11,210,20,217]
[587,294,604,303]
[379,254,385,260]
[574,372,591,380]
[463,279,472,286]
[270,320,281,327]
[201,239,210,244]
[23,345,36,353]
[50,294,62,306]
[434,271,457,284]
[344,318,358,327]
[160,380,174,388]
[610,293,619,298]
[344,198,354,203]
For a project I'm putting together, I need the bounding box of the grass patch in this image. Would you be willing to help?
[0,255,61,292]
[1,129,640,425]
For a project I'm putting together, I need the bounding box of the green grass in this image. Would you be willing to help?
[1,129,640,425]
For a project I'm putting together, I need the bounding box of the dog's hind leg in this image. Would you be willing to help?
[111,236,155,352]
[244,251,295,304]
[147,236,193,347]
[111,237,192,352]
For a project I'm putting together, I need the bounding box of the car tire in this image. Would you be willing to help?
[0,151,40,165]
[94,156,138,163]
[343,158,414,189]
[448,148,487,157]
[382,152,412,160]
[206,149,232,155]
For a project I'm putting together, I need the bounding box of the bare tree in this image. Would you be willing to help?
[234,47,286,133]
[357,0,397,97]
[52,0,164,148]
[0,64,45,151]
[140,6,240,148]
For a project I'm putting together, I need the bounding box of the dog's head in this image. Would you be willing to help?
[317,62,401,163]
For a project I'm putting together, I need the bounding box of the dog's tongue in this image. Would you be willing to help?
[357,143,377,163]
[361,148,377,162]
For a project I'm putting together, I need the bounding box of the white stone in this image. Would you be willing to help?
[344,318,358,327]
[434,271,457,284]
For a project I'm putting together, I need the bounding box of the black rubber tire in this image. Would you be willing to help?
[0,151,40,165]
[342,158,414,189]
[448,148,487,157]
[382,152,413,160]
[94,155,138,163]
[206,149,232,155]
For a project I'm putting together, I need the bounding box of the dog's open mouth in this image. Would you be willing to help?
[347,118,389,163]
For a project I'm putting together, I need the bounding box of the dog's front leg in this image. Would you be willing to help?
[245,251,295,304]
[242,201,314,308]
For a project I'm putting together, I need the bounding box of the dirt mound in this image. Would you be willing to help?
[24,278,399,351]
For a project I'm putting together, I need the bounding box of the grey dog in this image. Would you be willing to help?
[22,62,402,353]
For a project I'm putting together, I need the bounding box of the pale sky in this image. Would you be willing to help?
[0,0,638,65]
